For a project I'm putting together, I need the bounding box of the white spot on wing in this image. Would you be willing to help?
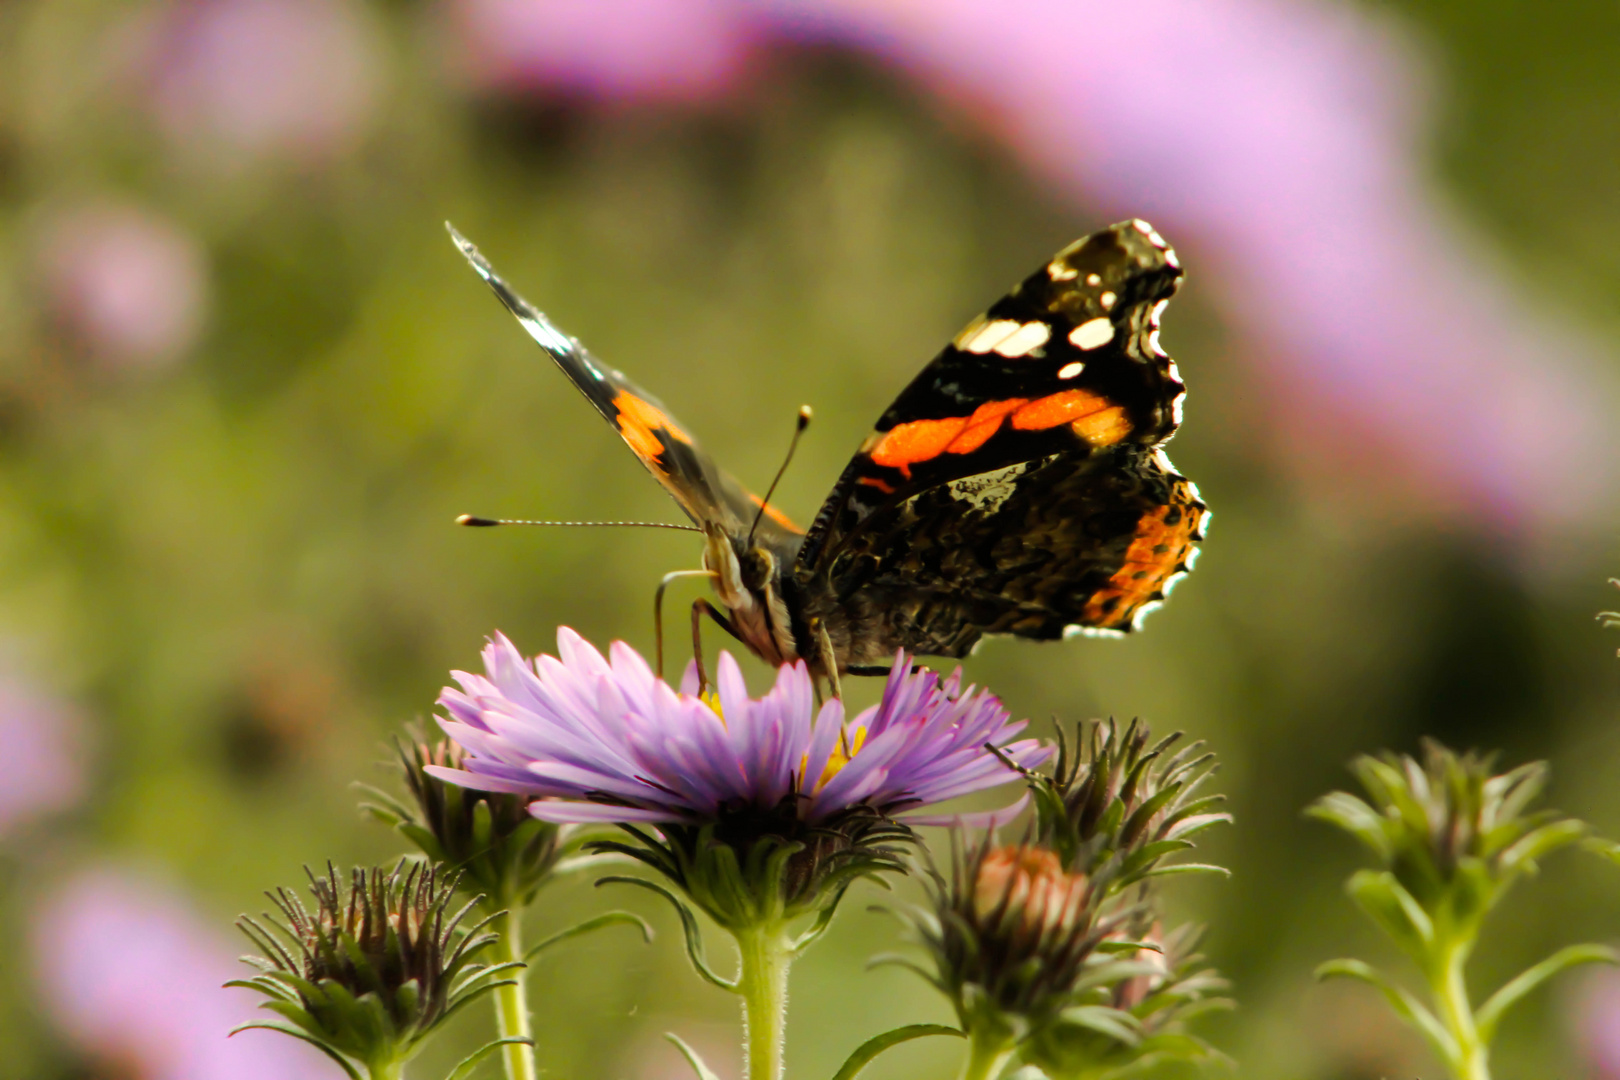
[517,312,575,356]
[1085,273,1102,286]
[1048,262,1078,281]
[1069,318,1114,350]
[1065,624,1125,640]
[993,322,1051,358]
[946,462,1031,513]
[1057,361,1084,379]
[1100,291,1117,310]
[958,319,1023,354]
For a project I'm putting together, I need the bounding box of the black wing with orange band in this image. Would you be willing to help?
[788,221,1200,664]
[796,220,1186,576]
[449,226,802,544]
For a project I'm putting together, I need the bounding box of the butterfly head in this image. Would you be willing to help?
[700,524,799,667]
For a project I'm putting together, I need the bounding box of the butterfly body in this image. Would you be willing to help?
[450,219,1207,678]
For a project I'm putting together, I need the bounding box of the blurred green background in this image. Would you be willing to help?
[3,1,1620,1078]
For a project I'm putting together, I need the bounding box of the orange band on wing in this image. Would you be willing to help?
[1081,504,1202,625]
[613,391,693,462]
[1009,389,1131,448]
[869,399,1029,478]
[948,399,1028,454]
[748,493,802,532]
[869,392,1132,478]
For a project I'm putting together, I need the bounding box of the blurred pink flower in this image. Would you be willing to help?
[147,0,381,161]
[1576,968,1620,1077]
[445,0,1620,537]
[38,202,208,371]
[452,0,756,99]
[0,676,86,838]
[33,867,330,1080]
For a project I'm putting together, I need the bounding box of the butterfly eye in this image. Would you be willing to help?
[743,547,777,588]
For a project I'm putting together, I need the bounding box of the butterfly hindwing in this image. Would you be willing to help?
[788,446,1206,667]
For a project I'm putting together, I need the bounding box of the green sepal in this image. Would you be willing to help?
[665,1032,724,1080]
[793,881,856,954]
[524,910,655,962]
[827,1023,963,1080]
[598,876,738,991]
[445,1037,535,1080]
[230,1021,365,1080]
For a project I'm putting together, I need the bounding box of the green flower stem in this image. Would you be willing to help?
[489,908,539,1080]
[1432,940,1490,1080]
[366,1060,405,1080]
[956,1028,1015,1080]
[735,923,795,1080]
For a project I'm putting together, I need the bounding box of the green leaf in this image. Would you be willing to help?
[1497,819,1587,876]
[1140,862,1230,880]
[665,1032,723,1080]
[1476,944,1620,1042]
[1345,870,1433,958]
[524,911,654,962]
[228,1022,364,1080]
[827,1024,963,1080]
[1314,959,1458,1064]
[1056,1004,1143,1045]
[1306,792,1394,863]
[444,1038,534,1080]
[598,876,738,992]
[793,882,854,954]
[1584,837,1620,866]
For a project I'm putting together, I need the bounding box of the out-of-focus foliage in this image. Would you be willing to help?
[2,1,1620,1079]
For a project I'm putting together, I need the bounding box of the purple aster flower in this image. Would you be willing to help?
[428,627,1050,828]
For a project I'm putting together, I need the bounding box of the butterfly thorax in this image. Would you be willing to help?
[703,526,800,667]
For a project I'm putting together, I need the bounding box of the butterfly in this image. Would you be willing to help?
[448,219,1206,687]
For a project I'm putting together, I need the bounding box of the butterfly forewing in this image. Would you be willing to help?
[449,226,801,545]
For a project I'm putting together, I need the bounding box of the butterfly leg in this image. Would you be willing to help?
[844,665,893,678]
[813,620,843,702]
[689,598,739,695]
[655,570,718,679]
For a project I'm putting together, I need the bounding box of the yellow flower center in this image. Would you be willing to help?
[805,726,867,791]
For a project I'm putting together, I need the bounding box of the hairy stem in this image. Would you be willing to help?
[489,908,539,1080]
[366,1056,405,1080]
[956,1026,1015,1080]
[1432,939,1490,1080]
[735,923,794,1080]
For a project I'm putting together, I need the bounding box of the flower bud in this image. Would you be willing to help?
[1024,718,1229,890]
[230,862,519,1074]
[972,845,1088,943]
[363,735,565,909]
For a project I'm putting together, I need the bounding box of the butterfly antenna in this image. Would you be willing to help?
[748,406,812,547]
[457,515,701,533]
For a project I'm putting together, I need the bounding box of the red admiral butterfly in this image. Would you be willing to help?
[449,220,1206,685]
